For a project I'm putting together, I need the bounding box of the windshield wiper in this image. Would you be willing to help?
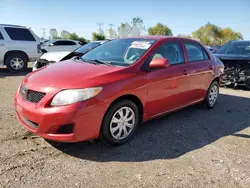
[80,58,113,66]
[88,59,113,66]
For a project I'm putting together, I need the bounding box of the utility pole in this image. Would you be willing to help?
[96,23,104,35]
[41,28,46,39]
[108,24,114,39]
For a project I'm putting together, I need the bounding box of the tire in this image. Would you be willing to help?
[5,53,28,72]
[41,49,47,54]
[204,81,219,109]
[100,100,139,145]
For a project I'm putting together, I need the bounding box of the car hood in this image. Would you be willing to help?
[40,51,72,62]
[26,60,125,89]
[214,54,250,61]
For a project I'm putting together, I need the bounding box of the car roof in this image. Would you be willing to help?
[119,36,198,42]
[229,40,250,43]
[0,24,27,28]
[53,39,80,42]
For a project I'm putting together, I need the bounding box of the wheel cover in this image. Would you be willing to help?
[10,58,24,70]
[109,106,135,140]
[209,85,219,106]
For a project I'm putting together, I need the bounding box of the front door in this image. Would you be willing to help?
[146,41,191,117]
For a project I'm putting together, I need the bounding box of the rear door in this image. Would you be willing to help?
[146,40,191,117]
[182,41,214,100]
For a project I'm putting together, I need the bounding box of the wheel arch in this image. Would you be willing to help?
[102,94,144,126]
[4,50,29,65]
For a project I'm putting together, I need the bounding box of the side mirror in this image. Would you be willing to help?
[49,43,54,46]
[149,58,169,69]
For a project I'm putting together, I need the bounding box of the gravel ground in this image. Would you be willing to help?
[0,66,250,188]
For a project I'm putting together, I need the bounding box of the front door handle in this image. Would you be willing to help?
[0,43,5,46]
[209,65,213,70]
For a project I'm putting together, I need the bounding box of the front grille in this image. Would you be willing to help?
[20,86,46,103]
[27,90,46,103]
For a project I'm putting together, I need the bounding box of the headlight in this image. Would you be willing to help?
[51,87,102,106]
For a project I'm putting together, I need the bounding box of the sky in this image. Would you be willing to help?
[1,0,250,40]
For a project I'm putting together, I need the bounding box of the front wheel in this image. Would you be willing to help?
[100,100,139,145]
[204,81,219,109]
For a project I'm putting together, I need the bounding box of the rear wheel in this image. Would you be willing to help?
[5,53,28,72]
[204,81,219,109]
[100,100,139,145]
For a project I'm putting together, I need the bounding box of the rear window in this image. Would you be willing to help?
[4,27,36,41]
[0,31,3,40]
[185,43,209,62]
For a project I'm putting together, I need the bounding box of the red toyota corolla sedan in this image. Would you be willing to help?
[15,37,224,145]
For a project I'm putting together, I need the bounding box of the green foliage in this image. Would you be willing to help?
[49,29,58,39]
[177,34,193,39]
[68,33,79,40]
[192,23,243,46]
[117,22,132,37]
[49,28,88,43]
[92,32,105,41]
[60,30,70,39]
[148,23,173,36]
[131,17,146,36]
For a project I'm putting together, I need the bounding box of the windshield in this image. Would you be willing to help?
[81,39,156,66]
[75,42,102,54]
[216,41,250,55]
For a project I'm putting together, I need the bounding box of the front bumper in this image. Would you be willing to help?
[15,84,109,142]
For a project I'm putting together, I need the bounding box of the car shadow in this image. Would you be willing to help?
[49,93,250,162]
[0,67,32,78]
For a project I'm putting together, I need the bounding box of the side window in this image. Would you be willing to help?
[185,43,209,62]
[0,31,3,40]
[53,41,76,46]
[152,42,184,65]
[4,27,36,41]
[66,41,76,45]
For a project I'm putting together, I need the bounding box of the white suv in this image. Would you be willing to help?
[41,39,82,53]
[0,24,41,72]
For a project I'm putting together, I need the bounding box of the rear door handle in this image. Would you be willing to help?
[209,65,213,70]
[0,43,5,46]
[183,69,189,75]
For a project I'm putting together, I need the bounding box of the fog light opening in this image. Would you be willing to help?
[56,124,74,134]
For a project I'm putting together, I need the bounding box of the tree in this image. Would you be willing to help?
[220,27,243,44]
[60,30,70,39]
[107,28,117,39]
[78,37,87,44]
[117,22,132,37]
[49,29,58,39]
[68,33,79,40]
[148,23,173,36]
[177,34,193,39]
[131,17,146,36]
[192,23,243,46]
[92,32,105,41]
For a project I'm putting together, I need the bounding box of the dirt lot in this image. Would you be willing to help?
[0,67,250,188]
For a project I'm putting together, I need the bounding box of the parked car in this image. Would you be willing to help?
[15,37,224,145]
[214,40,250,88]
[41,39,83,53]
[33,40,109,71]
[0,24,41,72]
